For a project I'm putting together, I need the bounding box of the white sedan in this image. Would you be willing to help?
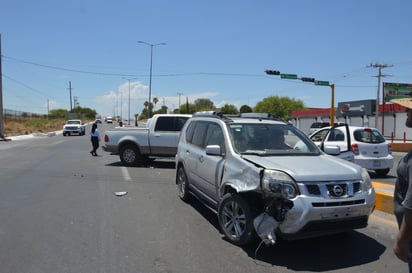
[309,125,394,177]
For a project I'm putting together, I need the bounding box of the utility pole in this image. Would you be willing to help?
[0,33,4,139]
[367,63,392,129]
[177,92,183,112]
[68,81,73,111]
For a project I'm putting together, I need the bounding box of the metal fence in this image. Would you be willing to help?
[2,108,45,122]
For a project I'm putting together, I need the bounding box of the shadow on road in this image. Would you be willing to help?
[184,196,386,271]
[106,160,176,169]
[241,230,385,271]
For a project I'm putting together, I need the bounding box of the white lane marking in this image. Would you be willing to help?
[121,166,132,181]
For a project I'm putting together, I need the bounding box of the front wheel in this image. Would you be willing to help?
[218,193,256,246]
[120,145,143,166]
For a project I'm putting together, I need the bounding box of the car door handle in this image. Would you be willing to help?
[199,155,204,162]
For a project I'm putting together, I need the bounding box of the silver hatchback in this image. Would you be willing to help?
[175,112,376,246]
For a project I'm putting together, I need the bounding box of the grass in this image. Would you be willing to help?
[4,118,80,136]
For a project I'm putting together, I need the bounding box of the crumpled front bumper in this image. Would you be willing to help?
[276,189,376,239]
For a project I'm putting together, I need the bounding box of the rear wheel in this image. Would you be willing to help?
[176,166,190,202]
[120,145,143,166]
[218,193,256,246]
[375,168,390,177]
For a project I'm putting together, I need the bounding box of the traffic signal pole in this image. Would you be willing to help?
[265,69,335,126]
[330,84,335,126]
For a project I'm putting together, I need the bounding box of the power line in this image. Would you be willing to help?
[2,55,136,77]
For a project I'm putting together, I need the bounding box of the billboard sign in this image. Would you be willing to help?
[338,99,375,117]
[384,82,412,102]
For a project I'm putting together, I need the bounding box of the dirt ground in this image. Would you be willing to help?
[3,119,70,137]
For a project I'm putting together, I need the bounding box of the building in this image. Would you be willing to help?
[291,99,410,141]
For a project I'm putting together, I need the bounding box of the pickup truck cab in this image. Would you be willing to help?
[102,114,191,166]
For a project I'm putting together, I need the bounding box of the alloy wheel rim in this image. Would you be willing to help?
[221,201,246,238]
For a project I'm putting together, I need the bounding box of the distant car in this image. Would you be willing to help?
[309,126,394,176]
[175,112,375,246]
[95,119,102,124]
[62,119,86,136]
[106,116,113,123]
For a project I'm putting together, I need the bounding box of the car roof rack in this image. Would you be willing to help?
[240,112,284,122]
[192,111,286,123]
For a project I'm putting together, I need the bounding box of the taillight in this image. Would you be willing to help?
[351,143,359,155]
[104,135,109,142]
[388,142,392,154]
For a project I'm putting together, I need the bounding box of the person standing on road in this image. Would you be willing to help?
[391,98,412,272]
[90,123,100,156]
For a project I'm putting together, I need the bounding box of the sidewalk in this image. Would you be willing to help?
[372,182,394,214]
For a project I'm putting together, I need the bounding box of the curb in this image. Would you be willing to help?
[372,182,394,215]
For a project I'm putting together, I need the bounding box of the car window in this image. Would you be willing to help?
[229,123,319,155]
[353,128,385,144]
[176,117,190,131]
[155,117,175,131]
[205,123,225,151]
[185,121,196,143]
[310,129,328,142]
[327,128,345,141]
[191,121,208,147]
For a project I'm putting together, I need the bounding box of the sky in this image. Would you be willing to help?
[1,0,411,119]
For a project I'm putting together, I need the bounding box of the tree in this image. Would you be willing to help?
[178,103,197,114]
[239,105,252,113]
[221,104,238,114]
[153,97,159,110]
[194,98,215,111]
[254,96,305,121]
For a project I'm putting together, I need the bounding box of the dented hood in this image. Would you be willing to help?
[241,154,362,181]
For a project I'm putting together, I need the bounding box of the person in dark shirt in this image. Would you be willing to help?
[90,123,100,156]
[391,98,412,272]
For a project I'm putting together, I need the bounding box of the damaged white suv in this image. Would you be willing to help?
[175,112,376,246]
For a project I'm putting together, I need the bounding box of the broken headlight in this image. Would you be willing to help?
[262,170,298,199]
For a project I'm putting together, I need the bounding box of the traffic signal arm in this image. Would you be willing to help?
[265,70,280,75]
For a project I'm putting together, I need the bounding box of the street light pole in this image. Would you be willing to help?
[122,77,138,126]
[138,41,166,118]
[128,79,130,125]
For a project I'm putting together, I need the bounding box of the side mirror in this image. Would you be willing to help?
[323,145,341,155]
[205,145,222,156]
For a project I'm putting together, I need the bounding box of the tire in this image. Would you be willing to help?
[218,193,256,246]
[176,166,190,202]
[375,168,390,177]
[120,145,143,166]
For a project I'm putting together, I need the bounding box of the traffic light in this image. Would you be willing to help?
[301,77,315,82]
[265,70,280,75]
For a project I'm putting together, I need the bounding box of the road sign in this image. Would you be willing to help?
[280,74,298,79]
[315,80,330,86]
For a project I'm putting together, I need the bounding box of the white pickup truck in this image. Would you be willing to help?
[62,119,86,136]
[102,114,191,166]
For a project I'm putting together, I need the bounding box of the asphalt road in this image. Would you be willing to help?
[0,123,406,273]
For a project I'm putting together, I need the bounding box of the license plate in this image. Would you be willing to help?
[373,160,381,167]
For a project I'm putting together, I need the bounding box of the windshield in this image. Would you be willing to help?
[67,120,81,125]
[228,123,320,156]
